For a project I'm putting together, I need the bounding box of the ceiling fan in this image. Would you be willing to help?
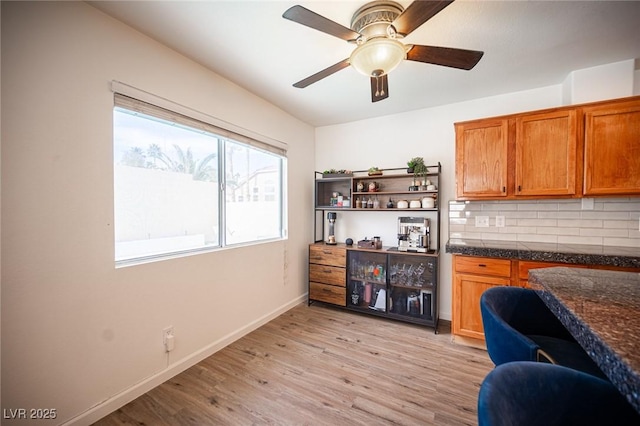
[283,0,484,102]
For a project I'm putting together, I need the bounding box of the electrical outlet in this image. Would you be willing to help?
[163,326,174,345]
[581,198,594,210]
[496,216,505,228]
[475,216,489,227]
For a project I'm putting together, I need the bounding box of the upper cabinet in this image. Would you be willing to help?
[455,119,508,198]
[455,96,640,200]
[515,109,580,197]
[583,98,640,196]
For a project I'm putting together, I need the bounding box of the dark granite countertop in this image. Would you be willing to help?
[529,267,640,413]
[445,238,640,269]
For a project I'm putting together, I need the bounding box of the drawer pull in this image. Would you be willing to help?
[478,264,487,267]
[324,269,332,273]
[322,250,332,254]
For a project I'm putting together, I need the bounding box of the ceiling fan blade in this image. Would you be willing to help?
[293,59,351,88]
[283,5,361,42]
[391,1,454,37]
[370,74,389,102]
[406,45,484,70]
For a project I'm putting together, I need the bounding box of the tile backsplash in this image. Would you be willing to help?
[449,198,640,248]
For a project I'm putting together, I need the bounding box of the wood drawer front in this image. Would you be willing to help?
[309,264,345,286]
[454,256,512,277]
[310,282,346,306]
[309,245,346,267]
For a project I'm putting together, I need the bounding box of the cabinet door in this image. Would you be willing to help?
[453,273,510,340]
[347,251,388,311]
[583,100,640,195]
[455,119,509,198]
[388,254,437,322]
[515,110,579,196]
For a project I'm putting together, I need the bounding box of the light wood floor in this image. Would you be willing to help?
[94,304,494,425]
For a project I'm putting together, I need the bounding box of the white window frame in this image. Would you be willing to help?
[112,82,288,266]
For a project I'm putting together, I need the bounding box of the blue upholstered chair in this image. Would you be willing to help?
[478,362,640,426]
[480,286,606,379]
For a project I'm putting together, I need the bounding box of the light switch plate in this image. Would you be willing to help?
[475,216,489,227]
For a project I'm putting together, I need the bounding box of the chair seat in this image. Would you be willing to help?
[528,335,607,380]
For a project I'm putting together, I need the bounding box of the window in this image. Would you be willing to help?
[113,93,286,264]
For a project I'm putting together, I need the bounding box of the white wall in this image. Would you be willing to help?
[1,2,314,425]
[315,85,563,321]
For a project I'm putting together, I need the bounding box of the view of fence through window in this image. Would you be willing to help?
[114,106,285,263]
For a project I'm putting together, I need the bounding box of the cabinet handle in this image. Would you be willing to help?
[502,186,506,193]
[323,269,332,273]
[517,185,522,192]
[478,264,487,267]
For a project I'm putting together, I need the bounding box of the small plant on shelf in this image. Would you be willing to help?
[322,169,352,178]
[368,166,383,176]
[413,162,429,187]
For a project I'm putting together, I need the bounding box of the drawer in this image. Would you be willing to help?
[309,244,346,267]
[309,263,346,286]
[310,282,346,306]
[454,255,512,278]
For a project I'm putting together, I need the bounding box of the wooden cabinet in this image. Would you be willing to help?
[346,249,439,329]
[452,255,512,340]
[515,110,580,197]
[308,243,346,306]
[455,109,580,199]
[454,119,508,198]
[309,243,440,330]
[455,96,640,200]
[452,254,640,343]
[583,98,640,195]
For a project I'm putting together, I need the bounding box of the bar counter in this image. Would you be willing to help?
[529,267,640,413]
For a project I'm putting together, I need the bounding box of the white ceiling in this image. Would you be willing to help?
[89,0,640,127]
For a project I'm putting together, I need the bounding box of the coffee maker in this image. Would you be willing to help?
[397,217,430,253]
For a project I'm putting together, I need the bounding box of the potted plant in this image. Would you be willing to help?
[407,157,424,174]
[322,169,352,178]
[414,163,429,186]
[368,166,382,176]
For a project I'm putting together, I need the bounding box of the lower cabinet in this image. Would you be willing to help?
[309,243,439,330]
[308,243,346,306]
[452,256,512,340]
[452,254,640,343]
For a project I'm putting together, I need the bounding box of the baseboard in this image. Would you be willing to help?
[65,294,307,426]
[452,334,487,351]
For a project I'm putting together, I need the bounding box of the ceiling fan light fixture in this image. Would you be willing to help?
[349,38,406,77]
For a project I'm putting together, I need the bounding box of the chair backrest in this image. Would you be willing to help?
[478,361,640,426]
[480,286,540,366]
